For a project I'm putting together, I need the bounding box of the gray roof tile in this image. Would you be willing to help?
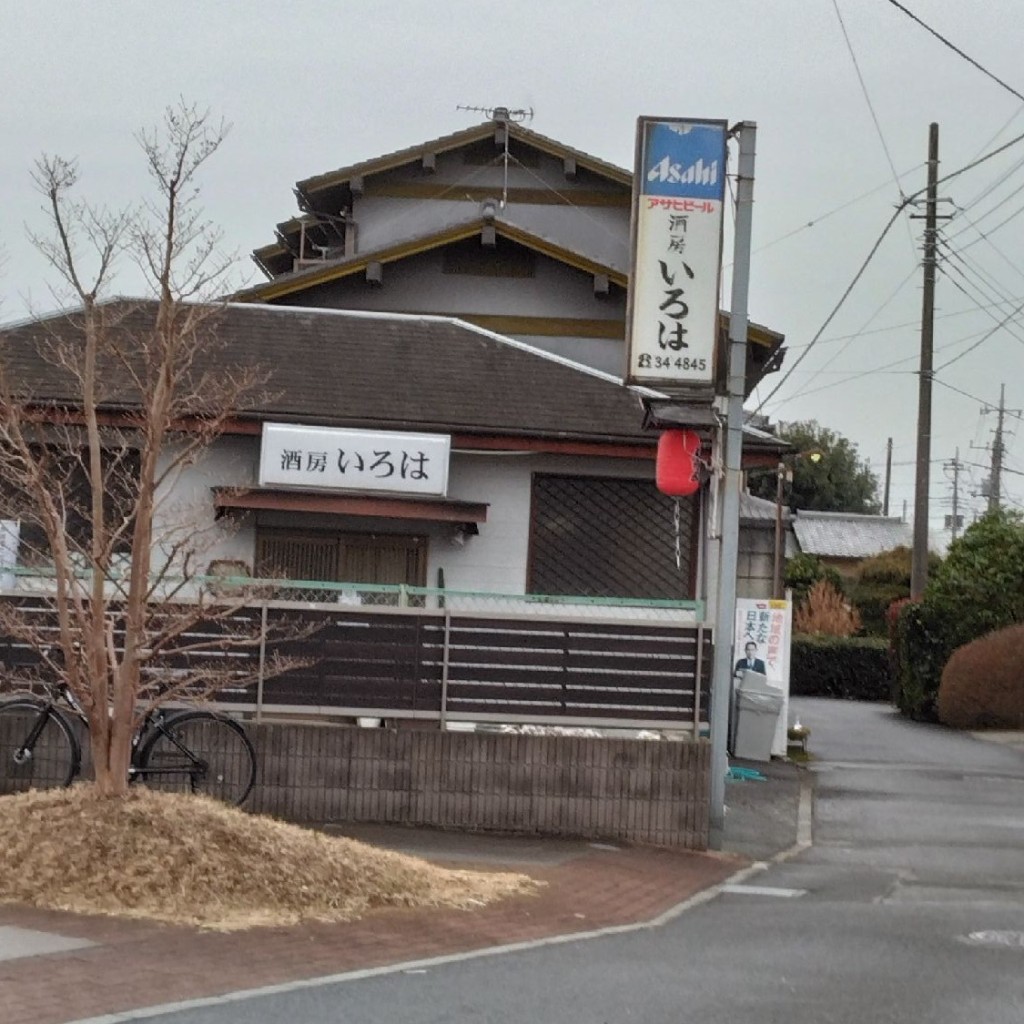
[0,300,656,445]
[793,510,912,559]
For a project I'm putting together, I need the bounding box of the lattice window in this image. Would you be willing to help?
[256,529,426,586]
[528,475,696,599]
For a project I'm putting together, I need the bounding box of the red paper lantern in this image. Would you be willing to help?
[656,429,702,497]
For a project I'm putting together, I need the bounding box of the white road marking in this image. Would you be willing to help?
[721,884,807,898]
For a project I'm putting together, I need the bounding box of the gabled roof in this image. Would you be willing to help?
[236,215,629,303]
[234,218,783,356]
[793,511,912,559]
[295,120,632,204]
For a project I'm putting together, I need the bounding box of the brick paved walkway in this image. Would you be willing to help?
[0,845,743,1024]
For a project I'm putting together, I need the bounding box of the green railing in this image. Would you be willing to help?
[5,565,704,622]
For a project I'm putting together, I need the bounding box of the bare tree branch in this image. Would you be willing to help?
[0,102,297,798]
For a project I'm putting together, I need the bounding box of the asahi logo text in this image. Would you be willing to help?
[647,155,718,186]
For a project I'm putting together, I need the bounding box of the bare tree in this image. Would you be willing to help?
[0,101,286,797]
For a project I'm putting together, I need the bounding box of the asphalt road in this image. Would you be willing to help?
[128,698,1024,1024]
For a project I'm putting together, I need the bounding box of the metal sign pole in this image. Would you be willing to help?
[708,121,756,848]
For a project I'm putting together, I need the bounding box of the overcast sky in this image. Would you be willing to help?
[2,0,1023,527]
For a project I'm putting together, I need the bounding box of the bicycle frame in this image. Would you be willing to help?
[2,683,256,804]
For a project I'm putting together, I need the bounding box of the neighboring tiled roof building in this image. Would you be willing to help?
[793,510,912,561]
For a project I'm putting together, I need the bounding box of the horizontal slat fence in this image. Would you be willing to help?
[0,597,712,731]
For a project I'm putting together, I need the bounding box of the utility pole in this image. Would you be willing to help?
[911,123,939,599]
[883,436,893,516]
[987,384,1006,513]
[945,447,962,541]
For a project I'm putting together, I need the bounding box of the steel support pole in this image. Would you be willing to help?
[708,120,756,848]
[772,461,785,599]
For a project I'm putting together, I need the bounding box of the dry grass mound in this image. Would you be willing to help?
[0,785,539,930]
[937,623,1024,730]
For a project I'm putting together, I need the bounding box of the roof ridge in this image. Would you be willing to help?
[296,120,632,198]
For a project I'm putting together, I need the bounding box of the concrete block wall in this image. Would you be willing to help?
[250,723,711,849]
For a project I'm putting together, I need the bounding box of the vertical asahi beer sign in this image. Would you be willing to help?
[625,117,727,389]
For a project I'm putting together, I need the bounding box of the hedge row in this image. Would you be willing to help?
[789,635,892,701]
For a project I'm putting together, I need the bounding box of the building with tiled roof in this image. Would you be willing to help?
[235,110,785,396]
[0,299,783,604]
[792,510,916,579]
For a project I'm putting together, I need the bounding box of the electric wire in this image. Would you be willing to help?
[934,292,1024,371]
[945,205,1024,290]
[764,322,1012,405]
[745,164,924,260]
[948,149,1024,226]
[937,229,1024,323]
[935,240,1024,361]
[833,0,904,192]
[937,243,1024,347]
[785,295,1024,352]
[952,191,1024,254]
[883,0,1024,105]
[752,126,1024,415]
[749,204,906,413]
[785,264,919,394]
[832,0,918,260]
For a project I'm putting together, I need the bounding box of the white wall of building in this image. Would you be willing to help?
[293,246,624,322]
[152,435,258,576]
[164,436,659,596]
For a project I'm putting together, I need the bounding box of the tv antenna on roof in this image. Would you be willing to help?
[455,105,534,210]
[456,104,534,124]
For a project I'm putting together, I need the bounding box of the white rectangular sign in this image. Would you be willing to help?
[734,598,792,758]
[625,117,727,389]
[259,423,451,497]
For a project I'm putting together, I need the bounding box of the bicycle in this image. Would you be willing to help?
[0,682,257,806]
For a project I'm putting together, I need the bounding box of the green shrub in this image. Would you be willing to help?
[894,511,1024,720]
[938,623,1024,730]
[926,511,1024,633]
[851,546,940,636]
[886,596,912,702]
[894,600,951,720]
[790,635,891,701]
[785,552,844,609]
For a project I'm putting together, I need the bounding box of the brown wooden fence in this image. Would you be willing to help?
[0,598,712,731]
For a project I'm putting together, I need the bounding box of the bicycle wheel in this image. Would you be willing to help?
[0,699,81,794]
[136,710,256,806]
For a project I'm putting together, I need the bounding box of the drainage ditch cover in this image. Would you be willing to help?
[960,931,1024,948]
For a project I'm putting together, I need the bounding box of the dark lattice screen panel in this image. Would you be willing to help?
[528,475,697,599]
[256,530,426,586]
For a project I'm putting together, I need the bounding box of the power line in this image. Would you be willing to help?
[832,0,908,202]
[751,204,906,413]
[785,293,1024,351]
[764,322,1010,405]
[884,0,1024,105]
[946,153,1024,235]
[936,242,1024,348]
[783,264,919,394]
[753,128,1024,415]
[935,297,1024,371]
[745,165,924,260]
